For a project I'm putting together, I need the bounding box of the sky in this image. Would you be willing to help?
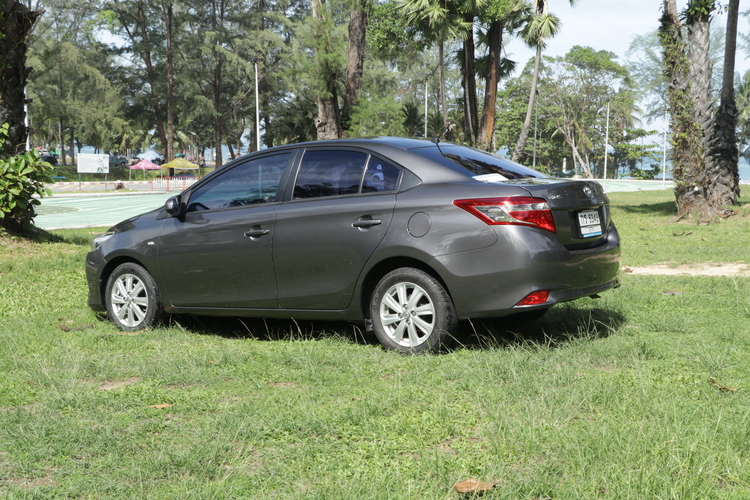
[502,0,750,73]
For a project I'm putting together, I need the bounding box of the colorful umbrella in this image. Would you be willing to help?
[129,159,161,170]
[162,158,199,170]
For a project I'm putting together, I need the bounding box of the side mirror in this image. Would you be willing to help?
[164,195,183,216]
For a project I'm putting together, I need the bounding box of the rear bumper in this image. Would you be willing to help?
[431,222,621,319]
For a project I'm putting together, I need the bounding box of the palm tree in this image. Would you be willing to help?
[735,71,750,161]
[511,0,574,163]
[476,1,529,150]
[708,0,740,205]
[401,102,425,137]
[0,1,40,157]
[398,0,475,127]
[660,0,711,219]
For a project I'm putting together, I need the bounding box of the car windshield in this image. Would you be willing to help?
[413,145,547,180]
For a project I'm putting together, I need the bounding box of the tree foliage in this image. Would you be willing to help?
[0,124,53,233]
[14,0,726,191]
[498,46,649,179]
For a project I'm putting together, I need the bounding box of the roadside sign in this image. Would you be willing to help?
[78,154,109,174]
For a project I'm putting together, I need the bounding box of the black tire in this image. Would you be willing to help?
[105,263,164,332]
[369,268,457,354]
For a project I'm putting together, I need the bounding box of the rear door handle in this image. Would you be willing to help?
[352,218,381,229]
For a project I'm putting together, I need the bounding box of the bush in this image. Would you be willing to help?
[0,123,54,233]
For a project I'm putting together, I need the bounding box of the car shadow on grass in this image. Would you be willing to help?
[165,315,381,347]
[162,303,626,354]
[457,305,627,351]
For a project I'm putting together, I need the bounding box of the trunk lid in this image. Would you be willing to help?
[505,178,612,249]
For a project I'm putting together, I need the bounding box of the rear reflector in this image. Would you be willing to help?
[516,290,550,306]
[454,197,556,233]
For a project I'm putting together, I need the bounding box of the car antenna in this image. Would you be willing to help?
[431,121,454,145]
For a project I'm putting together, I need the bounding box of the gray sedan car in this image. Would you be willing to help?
[86,137,620,353]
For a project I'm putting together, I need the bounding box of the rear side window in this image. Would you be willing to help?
[363,159,400,193]
[293,150,368,199]
[186,152,291,212]
[414,145,547,180]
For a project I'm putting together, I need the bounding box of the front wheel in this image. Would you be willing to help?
[105,263,164,332]
[369,268,457,354]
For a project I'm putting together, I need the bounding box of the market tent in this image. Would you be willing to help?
[162,158,199,170]
[130,159,161,170]
[136,150,162,161]
[128,158,162,181]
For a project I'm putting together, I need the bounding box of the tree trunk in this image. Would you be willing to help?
[462,16,478,146]
[477,21,503,151]
[687,6,713,158]
[69,125,75,166]
[0,0,39,157]
[214,59,223,166]
[439,40,447,126]
[136,2,167,153]
[707,0,740,206]
[512,44,542,163]
[660,0,712,219]
[312,0,343,140]
[342,5,368,133]
[164,1,175,166]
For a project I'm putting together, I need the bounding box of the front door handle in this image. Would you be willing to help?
[244,228,270,238]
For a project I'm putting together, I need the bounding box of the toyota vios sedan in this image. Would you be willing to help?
[86,137,620,354]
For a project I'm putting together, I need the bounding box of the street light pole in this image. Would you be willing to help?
[255,61,260,151]
[662,112,668,189]
[603,102,610,192]
[424,78,429,138]
[532,90,538,169]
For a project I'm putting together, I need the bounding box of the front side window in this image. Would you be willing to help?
[293,150,368,199]
[186,153,292,212]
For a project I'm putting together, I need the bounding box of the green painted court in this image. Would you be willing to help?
[35,193,174,230]
[34,180,678,230]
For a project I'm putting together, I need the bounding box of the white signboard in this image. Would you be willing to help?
[77,153,109,174]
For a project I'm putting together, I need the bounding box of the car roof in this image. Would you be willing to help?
[292,136,436,149]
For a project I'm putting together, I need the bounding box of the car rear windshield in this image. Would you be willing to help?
[413,145,547,180]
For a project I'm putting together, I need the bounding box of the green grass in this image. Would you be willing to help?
[609,189,750,267]
[1,191,750,498]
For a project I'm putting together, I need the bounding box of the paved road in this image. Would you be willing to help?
[35,179,678,231]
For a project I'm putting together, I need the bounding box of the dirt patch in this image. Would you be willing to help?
[99,377,140,391]
[624,263,750,277]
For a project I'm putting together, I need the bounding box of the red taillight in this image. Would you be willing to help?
[453,197,556,233]
[516,290,550,306]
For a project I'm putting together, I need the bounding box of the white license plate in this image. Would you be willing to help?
[578,210,602,238]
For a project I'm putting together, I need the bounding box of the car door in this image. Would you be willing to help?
[273,149,401,310]
[157,152,294,309]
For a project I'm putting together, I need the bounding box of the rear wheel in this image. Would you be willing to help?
[105,263,163,332]
[369,268,457,354]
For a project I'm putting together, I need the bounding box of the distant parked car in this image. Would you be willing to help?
[86,137,620,354]
[109,156,128,168]
[41,154,58,166]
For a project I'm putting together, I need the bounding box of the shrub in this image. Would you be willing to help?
[0,123,54,233]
